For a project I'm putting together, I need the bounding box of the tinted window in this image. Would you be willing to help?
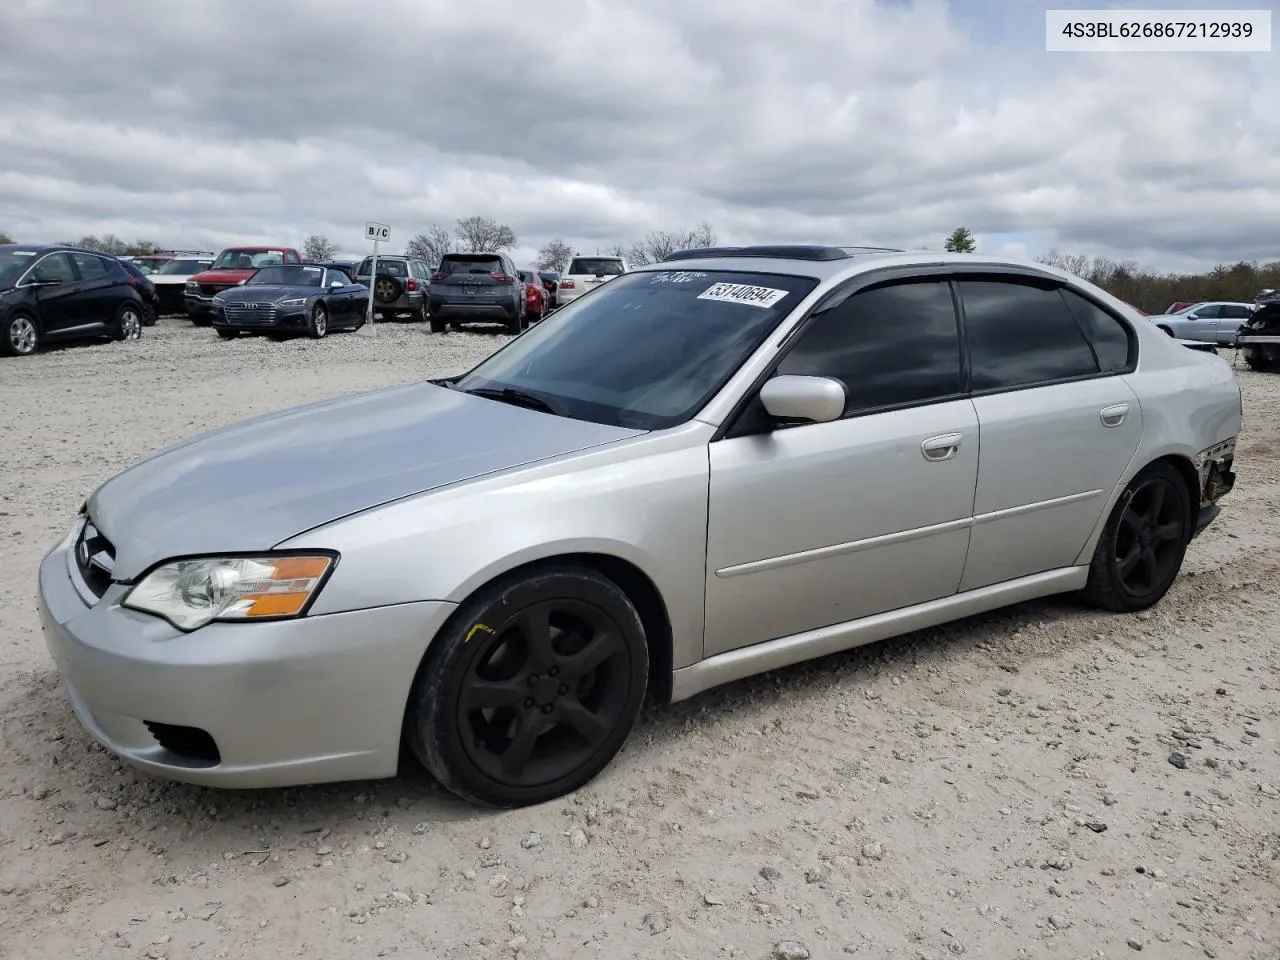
[71,253,109,279]
[777,281,962,415]
[440,255,502,275]
[1059,289,1133,373]
[1221,304,1252,319]
[959,280,1098,391]
[357,258,408,278]
[32,252,75,283]
[568,257,625,276]
[248,265,324,286]
[1191,304,1221,319]
[454,270,818,430]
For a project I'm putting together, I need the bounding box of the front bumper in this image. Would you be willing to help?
[37,537,456,788]
[212,305,309,332]
[184,294,214,318]
[1191,438,1236,541]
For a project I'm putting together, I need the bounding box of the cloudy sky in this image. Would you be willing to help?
[1,0,1276,272]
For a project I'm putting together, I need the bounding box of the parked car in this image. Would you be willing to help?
[352,255,429,322]
[1146,301,1255,344]
[518,270,551,321]
[117,258,161,326]
[306,259,359,282]
[427,251,527,334]
[212,264,368,340]
[127,254,175,275]
[185,246,303,325]
[1236,290,1280,370]
[555,255,627,307]
[1,244,146,356]
[35,245,1241,807]
[148,255,215,315]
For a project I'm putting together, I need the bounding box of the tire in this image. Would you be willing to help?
[504,303,523,336]
[308,303,328,339]
[430,317,447,334]
[216,329,237,340]
[113,303,144,342]
[411,301,427,323]
[1244,351,1274,371]
[1082,461,1191,613]
[374,276,402,305]
[190,314,212,327]
[142,304,157,327]
[405,563,649,807]
[1,312,40,357]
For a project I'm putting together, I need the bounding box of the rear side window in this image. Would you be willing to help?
[440,255,502,275]
[1059,289,1134,372]
[958,280,1099,391]
[70,253,108,279]
[778,280,963,415]
[568,258,625,276]
[1221,304,1252,319]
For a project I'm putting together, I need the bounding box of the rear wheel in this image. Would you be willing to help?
[430,317,447,333]
[113,303,143,342]
[2,313,40,356]
[405,564,649,807]
[1082,461,1191,613]
[1244,350,1275,371]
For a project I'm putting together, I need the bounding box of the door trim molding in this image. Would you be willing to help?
[675,565,1088,702]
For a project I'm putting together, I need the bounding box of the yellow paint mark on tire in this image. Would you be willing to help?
[465,622,495,644]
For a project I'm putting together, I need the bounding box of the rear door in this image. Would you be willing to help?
[435,254,506,303]
[68,253,119,328]
[1218,304,1252,343]
[957,277,1142,591]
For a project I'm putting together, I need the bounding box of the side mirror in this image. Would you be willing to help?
[330,280,345,288]
[759,375,846,424]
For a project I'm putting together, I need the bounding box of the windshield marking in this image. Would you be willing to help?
[697,282,789,309]
[649,271,709,284]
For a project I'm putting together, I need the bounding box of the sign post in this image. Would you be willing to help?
[363,221,391,335]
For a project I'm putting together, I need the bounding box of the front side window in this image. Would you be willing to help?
[1189,304,1221,319]
[958,279,1099,391]
[453,269,818,430]
[31,252,75,283]
[776,280,963,415]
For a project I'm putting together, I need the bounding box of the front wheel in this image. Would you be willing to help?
[2,313,40,356]
[216,329,237,340]
[405,564,649,807]
[308,304,328,339]
[113,303,143,342]
[1082,461,1191,613]
[430,317,447,333]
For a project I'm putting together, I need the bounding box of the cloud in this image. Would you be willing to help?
[0,0,1275,270]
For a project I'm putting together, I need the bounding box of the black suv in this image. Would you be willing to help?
[1,244,146,357]
[428,251,527,334]
[353,255,431,322]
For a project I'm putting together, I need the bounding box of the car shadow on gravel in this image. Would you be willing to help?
[10,593,1092,832]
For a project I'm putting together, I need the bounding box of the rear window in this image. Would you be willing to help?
[439,255,503,276]
[567,257,625,276]
[357,258,408,278]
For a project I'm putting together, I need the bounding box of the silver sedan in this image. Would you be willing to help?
[1147,301,1255,344]
[37,246,1243,807]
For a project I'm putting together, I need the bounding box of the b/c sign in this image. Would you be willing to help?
[365,222,391,243]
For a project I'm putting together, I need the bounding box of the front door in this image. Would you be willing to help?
[954,278,1143,591]
[28,252,84,334]
[704,279,978,657]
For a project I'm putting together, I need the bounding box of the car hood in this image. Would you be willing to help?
[87,382,646,579]
[219,284,316,303]
[191,268,253,285]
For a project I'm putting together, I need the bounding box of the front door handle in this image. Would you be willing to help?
[1099,403,1130,428]
[921,433,963,462]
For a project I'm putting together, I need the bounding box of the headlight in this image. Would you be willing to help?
[212,295,227,306]
[123,554,336,631]
[185,281,198,292]
[279,297,306,306]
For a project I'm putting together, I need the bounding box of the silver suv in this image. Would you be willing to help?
[354,255,431,322]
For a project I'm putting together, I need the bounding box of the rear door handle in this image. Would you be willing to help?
[1099,403,1130,428]
[921,433,963,462]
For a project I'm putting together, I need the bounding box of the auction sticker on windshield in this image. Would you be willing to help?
[697,282,789,309]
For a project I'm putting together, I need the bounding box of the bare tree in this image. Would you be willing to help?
[62,235,161,256]
[611,221,718,267]
[303,234,338,260]
[455,216,517,253]
[405,224,456,268]
[535,237,574,273]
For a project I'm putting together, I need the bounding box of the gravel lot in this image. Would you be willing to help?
[1,317,1277,960]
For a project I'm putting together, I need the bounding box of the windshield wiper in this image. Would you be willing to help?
[463,386,567,416]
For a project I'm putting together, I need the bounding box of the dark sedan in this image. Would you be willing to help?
[212,265,368,339]
[1,243,146,357]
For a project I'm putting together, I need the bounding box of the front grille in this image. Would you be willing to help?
[73,520,115,600]
[198,283,232,297]
[222,302,278,325]
[143,722,221,764]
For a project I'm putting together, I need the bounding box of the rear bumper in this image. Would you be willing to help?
[430,300,518,322]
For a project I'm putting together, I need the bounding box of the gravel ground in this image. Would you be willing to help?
[0,317,1276,960]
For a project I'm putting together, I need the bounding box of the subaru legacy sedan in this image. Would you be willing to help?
[37,246,1241,807]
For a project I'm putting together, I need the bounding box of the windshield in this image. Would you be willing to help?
[567,257,626,276]
[248,265,323,286]
[453,269,818,430]
[212,249,285,270]
[155,259,212,276]
[357,257,408,277]
[0,247,37,287]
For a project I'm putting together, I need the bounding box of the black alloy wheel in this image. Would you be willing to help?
[406,564,648,807]
[1083,461,1190,612]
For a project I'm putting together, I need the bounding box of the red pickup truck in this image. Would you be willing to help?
[184,246,303,325]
